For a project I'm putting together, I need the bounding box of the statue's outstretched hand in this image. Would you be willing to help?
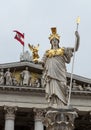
[75,31,80,51]
[75,31,79,38]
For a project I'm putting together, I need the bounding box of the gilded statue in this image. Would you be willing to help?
[28,43,40,63]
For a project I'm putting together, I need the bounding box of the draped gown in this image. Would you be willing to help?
[42,47,73,107]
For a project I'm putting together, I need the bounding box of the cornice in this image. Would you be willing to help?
[0,61,42,69]
[0,85,45,96]
[67,72,91,84]
[0,85,91,97]
[0,61,43,73]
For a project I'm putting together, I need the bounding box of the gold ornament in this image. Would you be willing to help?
[49,27,60,41]
[76,16,80,24]
[46,48,64,58]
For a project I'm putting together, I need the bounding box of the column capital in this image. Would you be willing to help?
[4,106,17,120]
[43,108,78,130]
[33,108,44,121]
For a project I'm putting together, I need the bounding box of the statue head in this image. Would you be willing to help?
[49,27,60,49]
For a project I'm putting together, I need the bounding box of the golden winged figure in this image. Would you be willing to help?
[28,43,40,63]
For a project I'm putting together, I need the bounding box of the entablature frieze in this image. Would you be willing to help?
[0,85,91,97]
[0,85,45,97]
[0,61,91,97]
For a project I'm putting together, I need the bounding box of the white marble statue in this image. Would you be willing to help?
[41,27,80,108]
[20,67,31,86]
[12,76,18,86]
[4,68,12,85]
[20,51,32,62]
[32,78,40,88]
[0,69,4,85]
[72,80,83,91]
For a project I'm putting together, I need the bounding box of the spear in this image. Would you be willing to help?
[67,17,80,107]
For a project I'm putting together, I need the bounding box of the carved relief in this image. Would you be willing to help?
[43,109,77,130]
[0,66,91,93]
[72,80,83,91]
[0,67,42,88]
[4,68,13,85]
[20,67,31,86]
[0,69,4,85]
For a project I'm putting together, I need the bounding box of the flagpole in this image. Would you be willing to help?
[67,17,80,107]
[23,44,24,55]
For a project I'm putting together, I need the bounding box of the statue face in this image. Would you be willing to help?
[51,38,59,49]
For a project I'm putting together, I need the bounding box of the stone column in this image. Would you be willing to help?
[4,106,17,130]
[43,108,78,130]
[34,108,44,130]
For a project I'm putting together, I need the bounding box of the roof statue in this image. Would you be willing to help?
[28,43,40,63]
[20,50,33,62]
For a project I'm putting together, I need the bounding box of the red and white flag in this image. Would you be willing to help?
[14,30,24,46]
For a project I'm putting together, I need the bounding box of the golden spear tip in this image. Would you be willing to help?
[76,16,80,24]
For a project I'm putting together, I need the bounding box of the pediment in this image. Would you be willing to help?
[0,61,43,87]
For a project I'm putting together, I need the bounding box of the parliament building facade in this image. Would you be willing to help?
[0,56,91,130]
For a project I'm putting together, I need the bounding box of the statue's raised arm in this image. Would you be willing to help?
[74,30,80,51]
[70,31,80,52]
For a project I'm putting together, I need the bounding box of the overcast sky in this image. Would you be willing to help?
[0,0,91,79]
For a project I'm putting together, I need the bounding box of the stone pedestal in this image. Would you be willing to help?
[4,106,17,130]
[43,107,77,130]
[34,108,44,130]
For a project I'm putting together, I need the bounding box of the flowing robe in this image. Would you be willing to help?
[20,70,31,85]
[42,47,73,107]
